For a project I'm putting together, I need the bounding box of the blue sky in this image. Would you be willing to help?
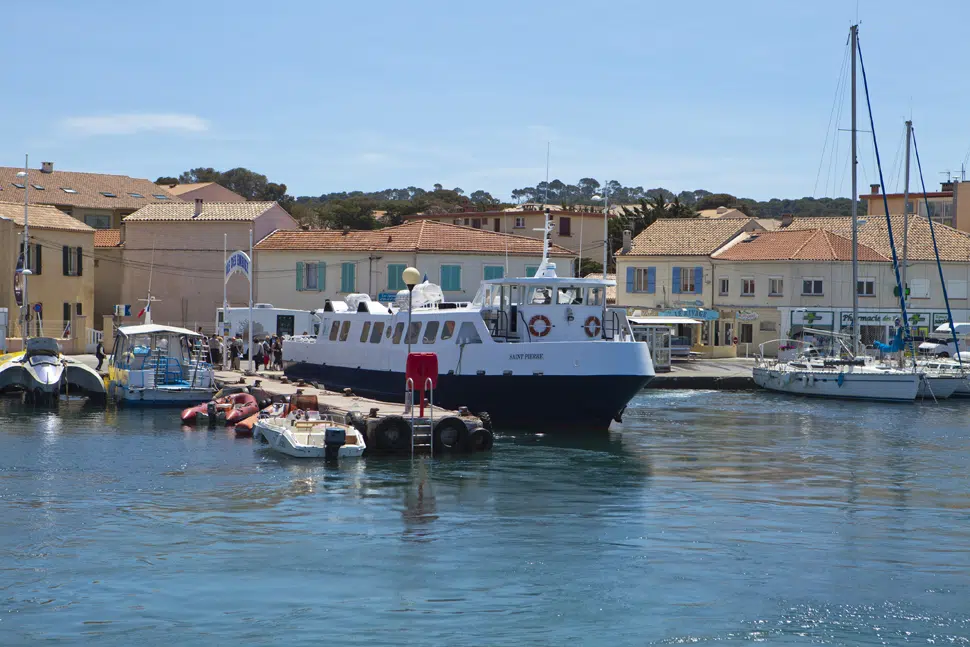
[3,0,968,201]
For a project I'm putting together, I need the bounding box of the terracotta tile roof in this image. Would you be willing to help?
[254,220,575,256]
[0,200,94,232]
[163,182,214,196]
[409,209,610,220]
[785,215,970,262]
[0,166,182,210]
[623,217,763,256]
[94,229,122,247]
[713,229,888,262]
[697,207,747,219]
[124,201,278,222]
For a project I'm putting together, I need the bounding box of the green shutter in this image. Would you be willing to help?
[440,265,461,291]
[526,265,538,278]
[484,266,504,280]
[296,261,304,291]
[388,264,406,290]
[341,262,356,293]
[317,262,326,291]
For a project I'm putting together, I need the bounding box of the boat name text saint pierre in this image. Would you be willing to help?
[508,353,543,360]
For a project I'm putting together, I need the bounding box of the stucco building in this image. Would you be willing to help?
[118,200,298,330]
[253,220,576,310]
[863,180,970,232]
[0,162,182,230]
[0,201,95,345]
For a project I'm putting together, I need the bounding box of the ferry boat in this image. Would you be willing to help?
[107,324,215,405]
[283,217,654,430]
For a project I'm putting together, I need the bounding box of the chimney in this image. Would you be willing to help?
[870,183,880,194]
[941,181,954,192]
[342,225,350,235]
[41,161,53,173]
[622,229,632,254]
[780,213,794,228]
[194,198,203,217]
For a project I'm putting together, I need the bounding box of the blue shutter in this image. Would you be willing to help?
[626,266,635,293]
[672,267,682,294]
[694,267,703,295]
[317,262,326,291]
[647,267,656,294]
[295,262,304,291]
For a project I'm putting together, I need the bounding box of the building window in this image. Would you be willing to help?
[152,194,169,200]
[100,191,117,198]
[387,263,407,291]
[484,266,504,280]
[857,278,875,296]
[24,243,42,275]
[63,246,82,277]
[296,261,325,291]
[471,218,482,229]
[633,267,655,293]
[494,218,501,232]
[440,265,461,291]
[84,214,112,229]
[802,278,823,296]
[760,321,777,332]
[678,268,696,293]
[340,262,356,293]
[514,216,525,228]
[128,192,144,198]
[909,278,930,298]
[61,187,78,194]
[947,279,968,299]
[31,184,44,191]
[453,219,461,225]
[741,278,755,296]
[740,323,753,344]
[719,278,729,296]
[12,182,25,189]
[526,265,539,278]
[559,216,571,236]
[769,277,783,296]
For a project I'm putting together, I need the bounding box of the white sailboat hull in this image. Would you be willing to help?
[753,366,919,401]
[918,376,966,399]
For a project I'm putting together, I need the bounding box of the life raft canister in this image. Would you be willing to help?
[529,314,552,337]
[584,316,601,338]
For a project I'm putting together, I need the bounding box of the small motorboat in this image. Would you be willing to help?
[235,402,287,437]
[0,338,106,405]
[224,393,259,425]
[255,410,366,459]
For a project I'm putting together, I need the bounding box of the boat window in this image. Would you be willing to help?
[370,321,385,343]
[406,322,421,344]
[558,287,584,305]
[423,321,440,343]
[329,321,340,341]
[456,321,482,344]
[392,322,405,344]
[359,321,371,343]
[587,287,604,306]
[528,286,554,305]
[441,320,456,340]
[339,321,351,342]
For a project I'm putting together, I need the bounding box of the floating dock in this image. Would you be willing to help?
[644,358,757,391]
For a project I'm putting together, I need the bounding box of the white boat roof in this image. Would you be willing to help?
[117,324,202,337]
[933,322,970,334]
[483,277,616,286]
[629,317,703,325]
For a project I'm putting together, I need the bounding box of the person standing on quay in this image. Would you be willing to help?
[95,339,105,371]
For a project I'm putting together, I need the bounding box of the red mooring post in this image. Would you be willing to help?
[406,352,438,417]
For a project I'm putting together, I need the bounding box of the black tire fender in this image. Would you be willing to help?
[433,416,470,452]
[372,415,411,454]
[467,427,493,452]
[477,411,493,432]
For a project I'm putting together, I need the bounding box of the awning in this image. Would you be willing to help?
[629,317,704,326]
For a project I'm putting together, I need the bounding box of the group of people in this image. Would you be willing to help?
[194,329,286,372]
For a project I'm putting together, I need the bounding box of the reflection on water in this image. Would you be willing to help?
[0,392,968,645]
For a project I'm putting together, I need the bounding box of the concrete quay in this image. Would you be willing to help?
[646,358,757,390]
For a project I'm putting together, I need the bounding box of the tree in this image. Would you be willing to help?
[577,178,601,199]
[576,257,603,277]
[695,193,738,211]
[156,176,179,186]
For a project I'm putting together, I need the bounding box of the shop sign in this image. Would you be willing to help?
[933,313,950,328]
[673,299,705,307]
[792,310,833,326]
[659,307,719,321]
[840,311,928,326]
[736,310,759,321]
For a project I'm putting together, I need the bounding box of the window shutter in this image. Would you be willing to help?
[295,261,304,291]
[694,267,703,295]
[672,267,682,294]
[62,245,69,276]
[647,267,656,294]
[317,262,326,291]
[63,302,71,323]
[35,244,41,275]
[625,267,635,293]
[76,247,83,276]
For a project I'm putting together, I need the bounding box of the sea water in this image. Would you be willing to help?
[1,391,968,645]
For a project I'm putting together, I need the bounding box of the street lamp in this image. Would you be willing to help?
[402,266,421,357]
[17,162,30,346]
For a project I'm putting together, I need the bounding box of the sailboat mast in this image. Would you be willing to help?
[902,120,912,295]
[850,24,859,356]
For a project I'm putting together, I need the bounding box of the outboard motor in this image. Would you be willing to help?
[324,427,346,461]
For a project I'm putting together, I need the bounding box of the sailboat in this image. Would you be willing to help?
[753,24,920,402]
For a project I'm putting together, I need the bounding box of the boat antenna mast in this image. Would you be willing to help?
[532,208,555,277]
[138,237,159,325]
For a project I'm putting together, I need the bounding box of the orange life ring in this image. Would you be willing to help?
[584,316,601,338]
[529,314,551,337]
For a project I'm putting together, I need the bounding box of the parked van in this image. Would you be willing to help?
[918,322,970,357]
[216,304,323,342]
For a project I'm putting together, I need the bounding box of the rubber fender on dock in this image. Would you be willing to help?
[477,411,493,432]
[466,427,493,452]
[372,415,412,454]
[433,417,470,453]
